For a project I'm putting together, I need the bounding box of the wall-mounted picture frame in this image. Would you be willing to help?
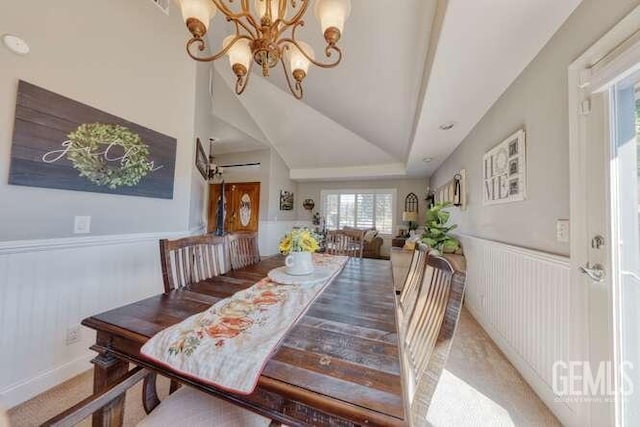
[195,137,208,180]
[280,190,294,211]
[8,81,177,199]
[483,129,526,205]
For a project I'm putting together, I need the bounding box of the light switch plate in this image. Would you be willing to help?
[74,216,91,234]
[556,220,570,243]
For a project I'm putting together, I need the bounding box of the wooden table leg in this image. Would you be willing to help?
[91,349,129,427]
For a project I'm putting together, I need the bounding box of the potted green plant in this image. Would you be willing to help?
[422,202,461,255]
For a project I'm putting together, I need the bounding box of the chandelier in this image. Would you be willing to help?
[176,0,351,99]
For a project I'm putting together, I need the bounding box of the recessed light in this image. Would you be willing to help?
[439,122,455,131]
[2,34,30,56]
[422,157,433,164]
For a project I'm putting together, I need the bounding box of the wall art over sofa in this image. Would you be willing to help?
[9,81,177,199]
[483,129,526,205]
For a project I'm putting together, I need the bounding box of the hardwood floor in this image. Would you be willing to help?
[8,308,559,427]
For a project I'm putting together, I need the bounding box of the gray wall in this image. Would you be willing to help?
[215,149,273,221]
[429,0,639,256]
[189,62,215,230]
[297,179,428,233]
[215,148,300,221]
[0,0,199,241]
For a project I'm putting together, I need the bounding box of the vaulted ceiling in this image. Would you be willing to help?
[206,0,583,180]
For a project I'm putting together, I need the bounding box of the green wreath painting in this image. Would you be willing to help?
[9,81,177,199]
[66,123,153,189]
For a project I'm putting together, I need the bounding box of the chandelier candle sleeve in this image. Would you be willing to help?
[176,0,351,99]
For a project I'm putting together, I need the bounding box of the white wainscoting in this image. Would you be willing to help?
[0,228,203,408]
[458,234,577,426]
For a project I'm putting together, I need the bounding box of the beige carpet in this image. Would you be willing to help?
[8,308,560,427]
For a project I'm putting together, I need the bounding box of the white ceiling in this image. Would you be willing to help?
[407,0,583,176]
[203,0,583,180]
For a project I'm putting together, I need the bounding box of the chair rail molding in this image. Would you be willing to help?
[457,234,578,426]
[0,226,206,255]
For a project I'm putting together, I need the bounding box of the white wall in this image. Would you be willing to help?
[0,0,211,407]
[0,0,197,241]
[429,0,639,256]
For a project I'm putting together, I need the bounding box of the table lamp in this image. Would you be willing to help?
[402,211,419,232]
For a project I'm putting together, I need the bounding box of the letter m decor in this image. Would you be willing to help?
[8,80,177,199]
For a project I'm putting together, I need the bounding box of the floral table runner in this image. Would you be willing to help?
[140,253,348,394]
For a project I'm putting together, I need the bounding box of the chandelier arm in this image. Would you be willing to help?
[211,0,250,21]
[278,0,287,20]
[237,0,261,33]
[186,34,253,62]
[231,16,258,39]
[280,57,303,99]
[278,38,343,68]
[275,0,310,27]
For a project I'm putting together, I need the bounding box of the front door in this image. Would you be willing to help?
[208,182,260,234]
[570,12,640,426]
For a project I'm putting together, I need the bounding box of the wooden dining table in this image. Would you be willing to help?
[82,256,407,427]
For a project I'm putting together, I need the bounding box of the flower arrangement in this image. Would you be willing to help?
[279,228,320,255]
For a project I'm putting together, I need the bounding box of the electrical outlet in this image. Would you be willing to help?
[557,220,570,243]
[74,216,91,234]
[65,326,82,345]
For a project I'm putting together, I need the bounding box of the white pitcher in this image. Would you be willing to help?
[285,252,314,276]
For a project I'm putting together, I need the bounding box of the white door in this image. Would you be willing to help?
[570,9,640,426]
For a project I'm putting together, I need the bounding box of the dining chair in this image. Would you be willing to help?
[397,243,430,323]
[325,230,363,258]
[226,232,261,270]
[42,366,276,427]
[159,235,229,293]
[402,254,467,426]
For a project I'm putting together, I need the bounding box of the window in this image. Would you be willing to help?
[321,189,396,234]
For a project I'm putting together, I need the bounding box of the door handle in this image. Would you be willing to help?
[580,263,605,283]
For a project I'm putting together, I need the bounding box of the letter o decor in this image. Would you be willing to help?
[66,123,153,189]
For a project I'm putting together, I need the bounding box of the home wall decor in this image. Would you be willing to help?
[483,129,526,205]
[9,81,177,199]
[435,169,466,209]
[280,190,294,211]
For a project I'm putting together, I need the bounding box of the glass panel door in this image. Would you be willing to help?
[612,72,640,426]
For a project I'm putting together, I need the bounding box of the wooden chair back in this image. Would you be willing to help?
[159,235,229,293]
[402,254,467,426]
[325,230,364,258]
[398,243,429,320]
[226,232,261,270]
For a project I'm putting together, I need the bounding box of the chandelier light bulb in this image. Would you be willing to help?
[314,0,351,35]
[180,0,346,99]
[223,36,253,73]
[254,0,280,22]
[178,0,217,37]
[287,41,315,76]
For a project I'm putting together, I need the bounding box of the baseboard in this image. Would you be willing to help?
[0,354,93,408]
[465,303,578,426]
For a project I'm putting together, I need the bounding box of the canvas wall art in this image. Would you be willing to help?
[280,190,294,211]
[483,129,526,205]
[9,81,177,199]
